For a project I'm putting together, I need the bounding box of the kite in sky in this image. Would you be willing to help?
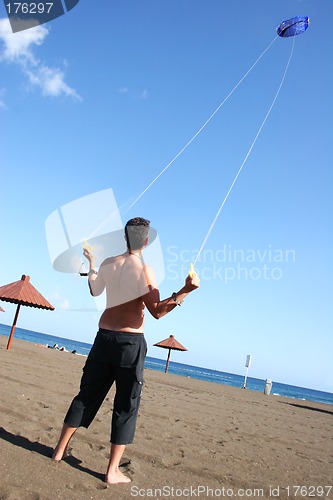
[277,16,310,38]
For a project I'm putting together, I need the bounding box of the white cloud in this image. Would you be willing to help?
[0,17,81,101]
[0,18,48,60]
[25,64,81,99]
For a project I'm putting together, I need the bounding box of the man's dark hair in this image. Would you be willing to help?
[125,217,150,251]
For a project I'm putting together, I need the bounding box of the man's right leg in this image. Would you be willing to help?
[52,339,114,461]
[52,423,77,461]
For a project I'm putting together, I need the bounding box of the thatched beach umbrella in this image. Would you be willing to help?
[0,275,55,350]
[153,335,187,373]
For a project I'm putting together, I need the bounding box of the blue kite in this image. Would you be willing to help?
[277,16,310,38]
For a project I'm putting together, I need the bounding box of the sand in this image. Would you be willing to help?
[0,336,332,500]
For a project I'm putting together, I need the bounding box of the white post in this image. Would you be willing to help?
[243,354,252,389]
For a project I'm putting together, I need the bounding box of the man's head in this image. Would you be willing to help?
[125,217,150,251]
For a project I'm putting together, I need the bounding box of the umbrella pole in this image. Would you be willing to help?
[165,348,171,373]
[6,304,21,350]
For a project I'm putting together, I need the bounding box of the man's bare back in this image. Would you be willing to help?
[88,252,156,333]
[85,247,199,333]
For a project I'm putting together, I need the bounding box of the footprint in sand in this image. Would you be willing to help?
[95,483,108,491]
[120,459,138,478]
[37,401,50,409]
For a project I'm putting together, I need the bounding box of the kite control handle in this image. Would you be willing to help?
[188,263,199,281]
[82,238,94,252]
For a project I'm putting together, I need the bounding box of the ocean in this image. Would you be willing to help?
[1,324,332,406]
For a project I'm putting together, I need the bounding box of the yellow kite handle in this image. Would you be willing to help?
[188,263,198,279]
[82,238,94,251]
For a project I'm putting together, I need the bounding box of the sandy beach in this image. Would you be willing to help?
[0,336,332,500]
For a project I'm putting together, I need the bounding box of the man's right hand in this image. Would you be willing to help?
[184,275,200,292]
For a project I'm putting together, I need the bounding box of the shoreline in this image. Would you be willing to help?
[1,337,332,499]
[0,329,332,405]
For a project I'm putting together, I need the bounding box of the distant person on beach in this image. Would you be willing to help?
[52,217,200,484]
[47,343,59,349]
[47,344,67,352]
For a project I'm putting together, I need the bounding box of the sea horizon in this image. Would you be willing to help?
[1,323,332,406]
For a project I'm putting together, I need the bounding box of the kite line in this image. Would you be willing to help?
[86,35,279,242]
[86,15,307,251]
[193,36,296,267]
[126,35,279,212]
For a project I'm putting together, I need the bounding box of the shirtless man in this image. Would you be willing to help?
[52,217,200,484]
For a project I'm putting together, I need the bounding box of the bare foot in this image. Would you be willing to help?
[105,468,131,484]
[52,448,69,462]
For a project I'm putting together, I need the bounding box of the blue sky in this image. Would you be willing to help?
[1,0,332,392]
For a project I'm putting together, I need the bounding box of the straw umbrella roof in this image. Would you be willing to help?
[154,335,187,351]
[0,275,54,350]
[0,275,54,309]
[153,335,187,373]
